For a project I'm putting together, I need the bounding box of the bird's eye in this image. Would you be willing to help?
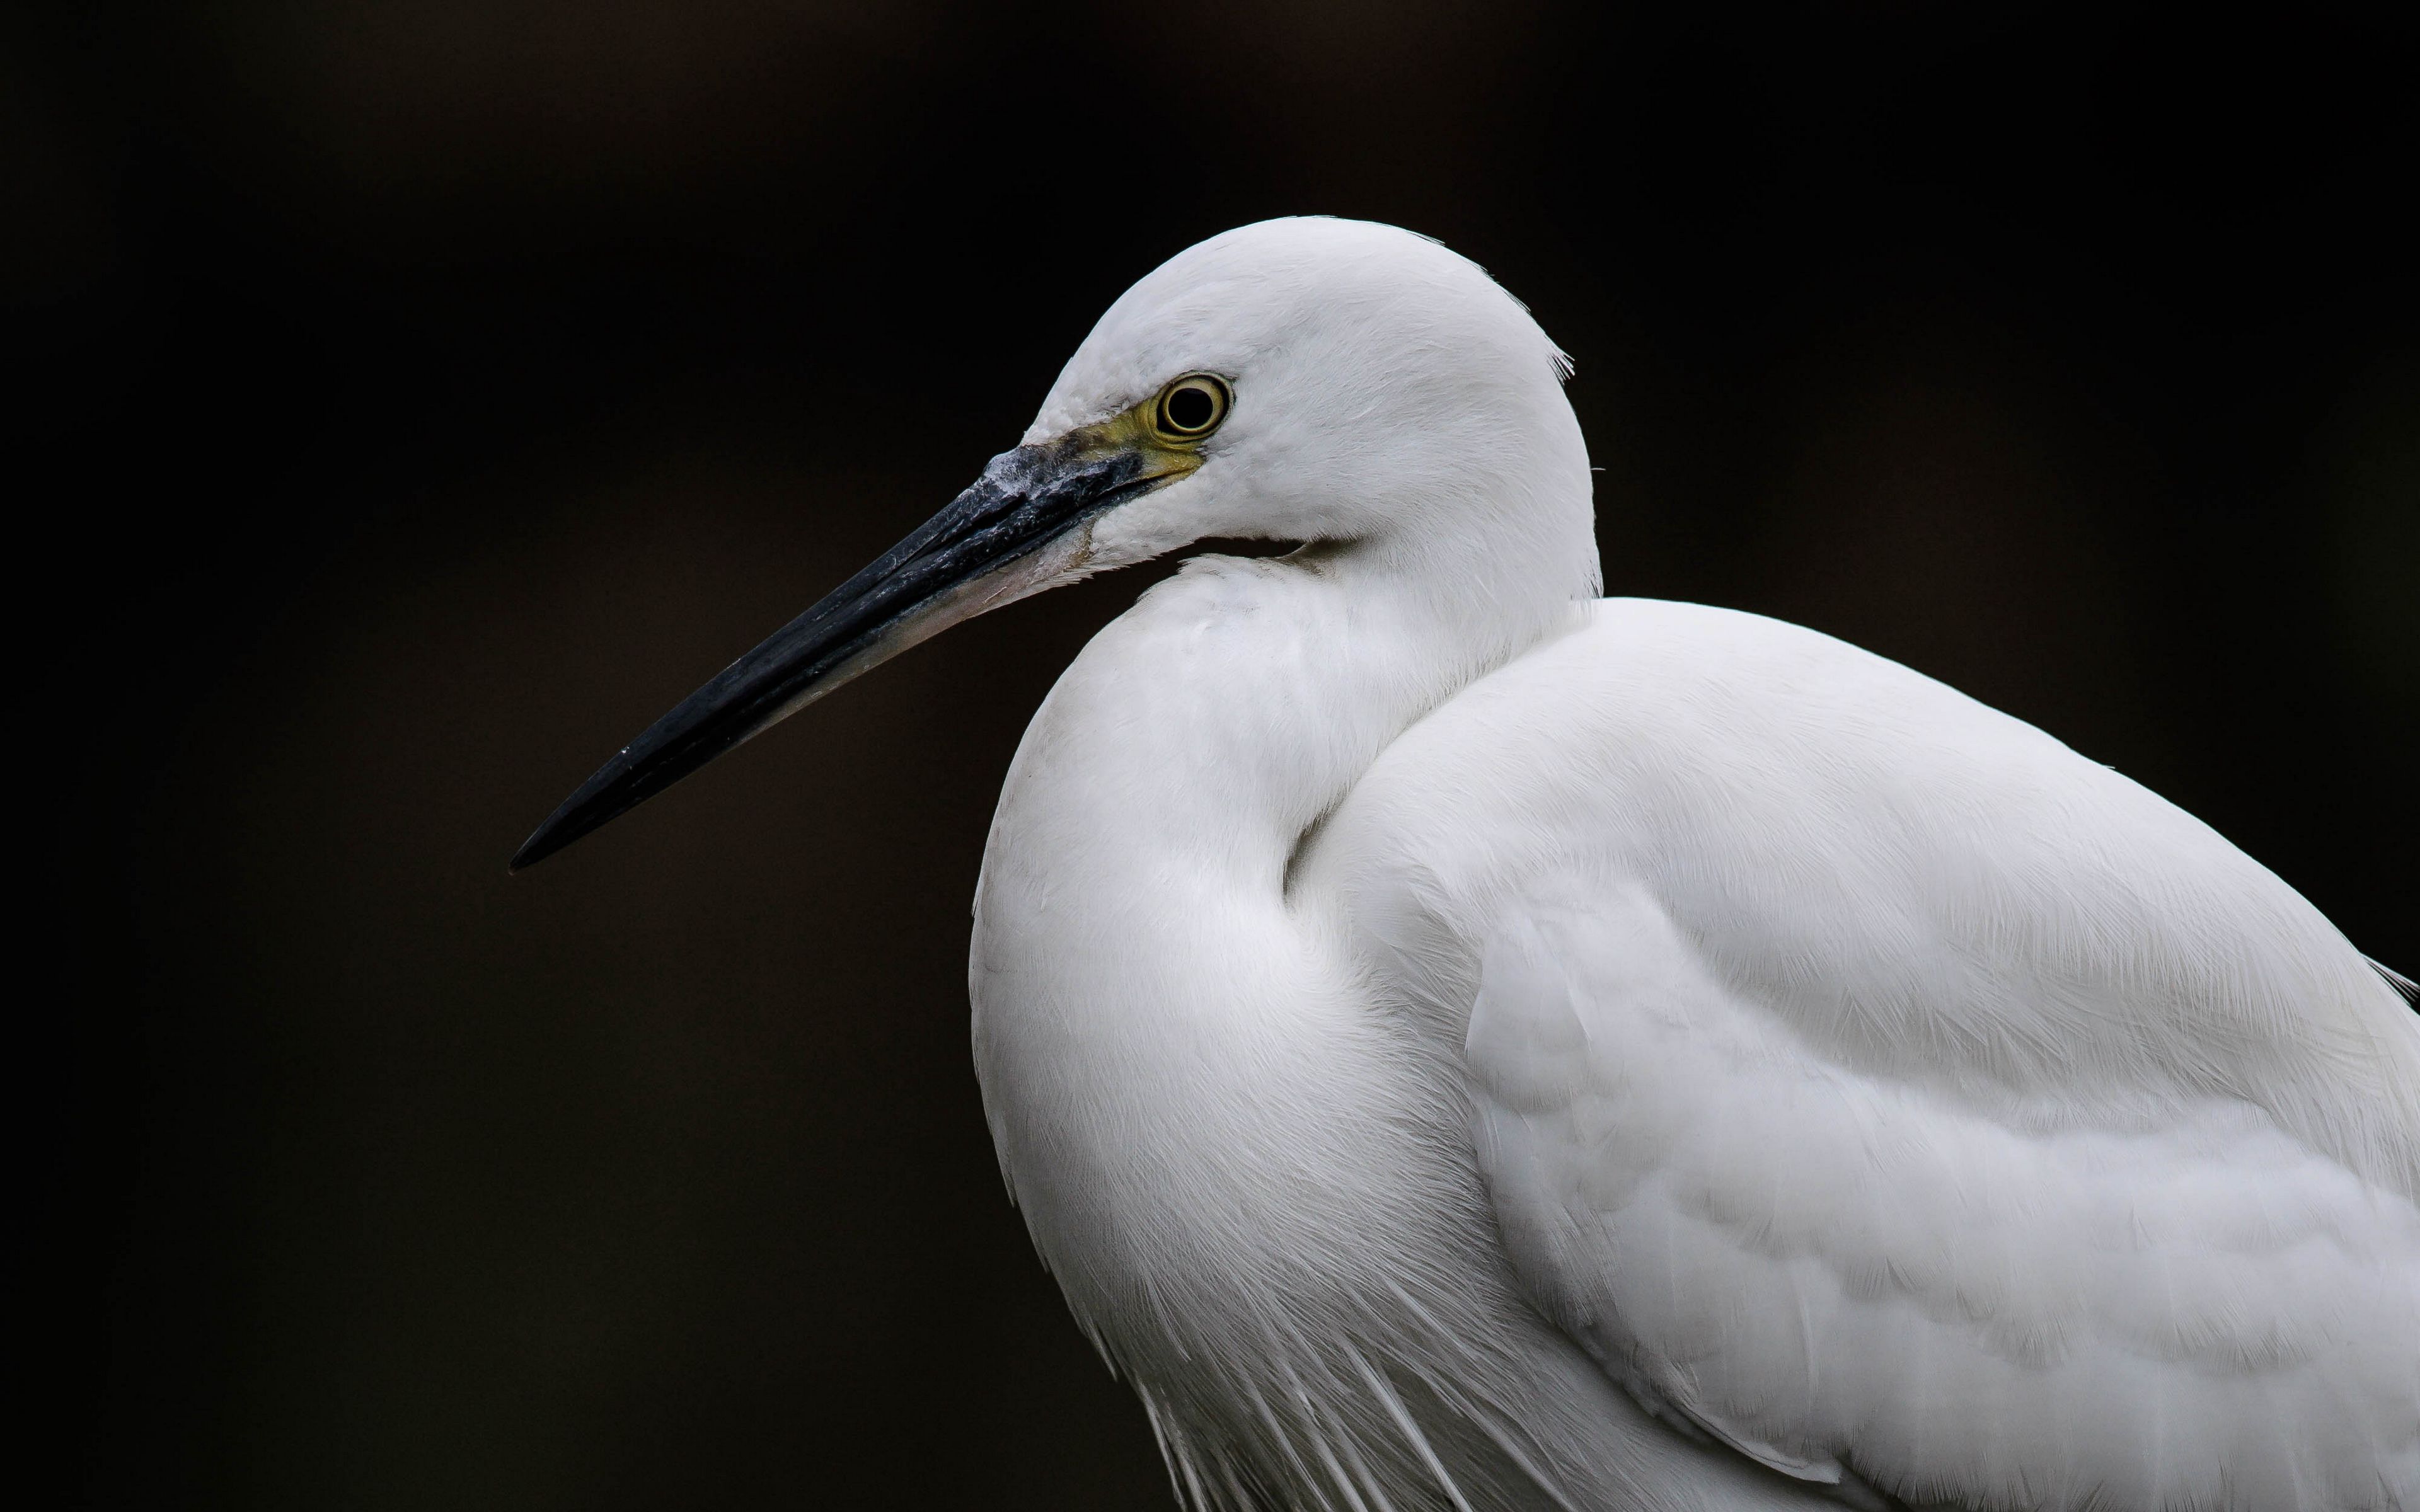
[1153,374,1231,441]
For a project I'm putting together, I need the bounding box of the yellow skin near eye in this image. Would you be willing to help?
[1063,374,1233,488]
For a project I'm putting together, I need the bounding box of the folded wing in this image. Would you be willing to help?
[1327,600,2420,1511]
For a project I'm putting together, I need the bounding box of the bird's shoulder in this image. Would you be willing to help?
[1310,598,2420,1510]
[1316,595,2420,1188]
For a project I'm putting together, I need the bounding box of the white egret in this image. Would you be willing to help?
[515,218,2420,1511]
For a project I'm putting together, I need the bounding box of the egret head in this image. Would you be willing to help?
[513,217,1589,870]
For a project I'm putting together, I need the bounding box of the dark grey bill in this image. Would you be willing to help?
[510,440,1155,871]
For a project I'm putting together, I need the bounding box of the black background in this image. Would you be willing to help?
[28,3,2416,1508]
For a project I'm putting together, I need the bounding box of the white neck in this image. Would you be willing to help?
[969,461,1596,1313]
[1001,512,1591,894]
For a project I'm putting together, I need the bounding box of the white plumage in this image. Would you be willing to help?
[525,217,2420,1511]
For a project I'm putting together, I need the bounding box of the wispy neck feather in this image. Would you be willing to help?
[965,422,1616,1512]
[965,522,1710,1512]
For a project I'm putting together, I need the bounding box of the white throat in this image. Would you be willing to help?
[967,457,1596,1338]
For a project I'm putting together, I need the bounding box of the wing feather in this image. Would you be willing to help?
[1326,600,2420,1512]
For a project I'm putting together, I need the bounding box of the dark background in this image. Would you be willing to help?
[26,2,2416,1508]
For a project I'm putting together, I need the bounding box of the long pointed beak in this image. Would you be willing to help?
[510,438,1165,871]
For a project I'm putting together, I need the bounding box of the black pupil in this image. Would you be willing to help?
[1165,384,1216,432]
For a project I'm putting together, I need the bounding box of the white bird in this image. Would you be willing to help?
[515,217,2420,1512]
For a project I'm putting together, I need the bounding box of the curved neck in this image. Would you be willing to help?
[1011,529,1591,898]
[967,468,1596,1367]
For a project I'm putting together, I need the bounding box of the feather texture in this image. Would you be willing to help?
[1322,600,2420,1511]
